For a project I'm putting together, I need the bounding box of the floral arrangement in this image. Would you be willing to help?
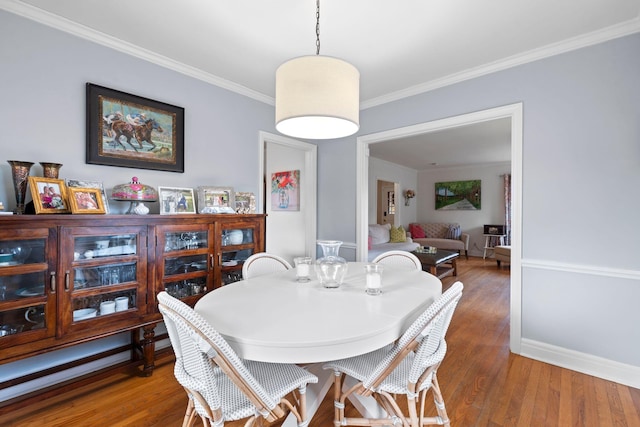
[271,170,299,193]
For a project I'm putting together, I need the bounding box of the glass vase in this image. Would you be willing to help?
[278,188,289,209]
[40,162,63,179]
[8,160,34,215]
[315,240,348,289]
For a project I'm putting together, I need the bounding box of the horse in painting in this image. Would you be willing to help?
[110,118,164,152]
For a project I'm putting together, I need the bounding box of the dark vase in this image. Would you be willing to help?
[40,162,63,179]
[8,160,34,215]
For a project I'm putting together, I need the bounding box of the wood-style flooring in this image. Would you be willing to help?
[2,257,639,426]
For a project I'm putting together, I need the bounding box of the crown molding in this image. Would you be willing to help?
[361,16,640,110]
[2,0,638,109]
[0,0,274,105]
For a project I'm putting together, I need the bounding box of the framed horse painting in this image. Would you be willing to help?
[86,83,185,172]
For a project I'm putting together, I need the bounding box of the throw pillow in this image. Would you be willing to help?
[389,226,407,243]
[445,224,461,240]
[368,224,391,245]
[368,235,372,250]
[409,223,425,239]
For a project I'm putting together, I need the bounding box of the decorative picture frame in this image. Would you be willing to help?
[271,170,300,211]
[86,83,185,173]
[28,177,70,214]
[66,179,110,214]
[234,192,256,214]
[435,179,481,210]
[68,188,106,214]
[196,186,235,214]
[158,187,196,215]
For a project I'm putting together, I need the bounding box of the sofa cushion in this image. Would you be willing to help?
[445,224,461,240]
[409,223,425,238]
[368,224,391,245]
[389,226,407,243]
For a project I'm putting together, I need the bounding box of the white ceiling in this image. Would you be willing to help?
[3,0,639,169]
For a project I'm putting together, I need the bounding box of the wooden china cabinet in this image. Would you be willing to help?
[0,213,264,410]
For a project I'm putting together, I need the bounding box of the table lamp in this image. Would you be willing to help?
[111,176,157,215]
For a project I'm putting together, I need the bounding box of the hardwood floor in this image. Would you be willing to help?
[2,257,639,426]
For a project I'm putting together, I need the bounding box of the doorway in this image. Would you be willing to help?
[355,103,523,354]
[259,131,317,261]
[376,180,397,226]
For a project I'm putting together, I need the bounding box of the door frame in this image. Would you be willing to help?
[259,131,317,258]
[355,103,523,354]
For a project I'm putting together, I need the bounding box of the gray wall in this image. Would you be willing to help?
[2,9,639,386]
[315,33,640,376]
[0,10,274,213]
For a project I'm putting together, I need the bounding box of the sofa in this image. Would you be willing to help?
[368,224,419,261]
[408,223,469,259]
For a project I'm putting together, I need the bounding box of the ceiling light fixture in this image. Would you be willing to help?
[275,0,360,139]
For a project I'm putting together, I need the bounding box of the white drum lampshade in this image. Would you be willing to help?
[276,55,360,140]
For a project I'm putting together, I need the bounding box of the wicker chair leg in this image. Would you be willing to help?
[430,374,450,427]
[332,372,344,427]
[182,397,196,427]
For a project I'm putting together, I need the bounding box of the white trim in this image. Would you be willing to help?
[258,131,317,259]
[522,258,640,280]
[3,0,638,109]
[356,103,524,353]
[361,17,640,109]
[521,338,640,389]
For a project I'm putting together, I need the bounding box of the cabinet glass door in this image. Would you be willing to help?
[60,227,146,335]
[0,233,55,342]
[157,225,211,303]
[219,223,259,285]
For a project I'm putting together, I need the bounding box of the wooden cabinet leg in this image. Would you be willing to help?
[134,324,157,377]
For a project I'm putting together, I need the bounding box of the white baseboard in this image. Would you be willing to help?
[520,338,640,389]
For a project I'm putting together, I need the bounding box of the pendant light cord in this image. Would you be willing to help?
[316,0,321,55]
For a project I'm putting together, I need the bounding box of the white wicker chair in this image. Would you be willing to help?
[372,250,422,271]
[242,252,292,279]
[324,281,463,427]
[157,291,317,427]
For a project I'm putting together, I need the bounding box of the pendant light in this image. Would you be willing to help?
[275,0,360,139]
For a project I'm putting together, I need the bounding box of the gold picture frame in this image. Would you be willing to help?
[68,187,106,214]
[28,177,70,214]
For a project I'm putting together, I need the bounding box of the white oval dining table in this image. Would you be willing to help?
[194,262,443,425]
[194,262,442,364]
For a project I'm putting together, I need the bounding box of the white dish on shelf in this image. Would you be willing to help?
[222,260,238,267]
[73,308,97,321]
[0,261,19,267]
[17,287,42,297]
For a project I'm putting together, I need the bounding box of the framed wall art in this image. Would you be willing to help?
[234,192,256,214]
[68,187,106,214]
[28,177,70,214]
[271,170,300,211]
[158,187,196,215]
[86,83,185,172]
[435,179,481,210]
[66,179,110,213]
[196,186,235,214]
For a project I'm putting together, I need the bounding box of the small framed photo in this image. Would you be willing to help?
[66,179,110,213]
[68,188,106,214]
[28,177,70,214]
[158,187,196,215]
[197,186,235,214]
[234,192,256,214]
